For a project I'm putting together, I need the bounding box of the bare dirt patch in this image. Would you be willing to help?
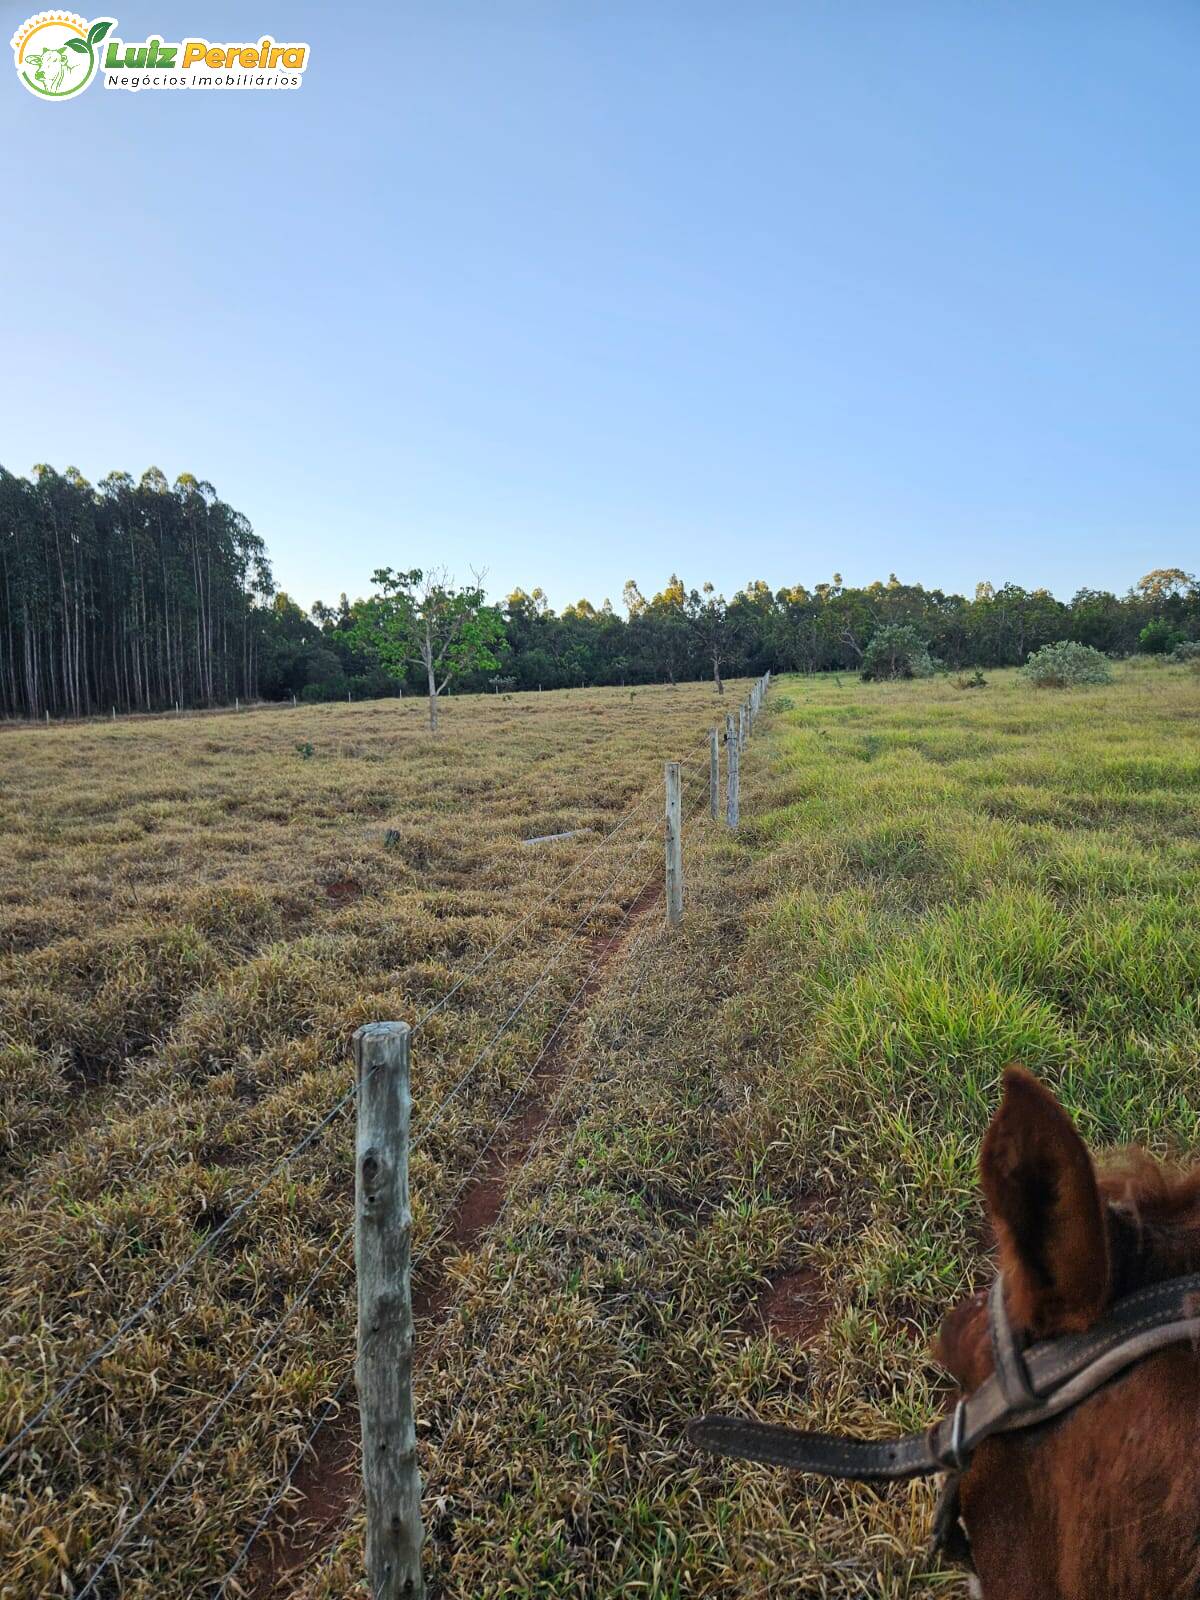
[755,1267,833,1346]
[322,877,362,904]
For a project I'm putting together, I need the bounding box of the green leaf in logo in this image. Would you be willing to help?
[65,37,89,52]
[87,19,113,45]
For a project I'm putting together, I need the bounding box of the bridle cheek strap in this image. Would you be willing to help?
[688,1271,1200,1483]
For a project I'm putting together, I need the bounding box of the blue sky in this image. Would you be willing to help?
[2,2,1196,612]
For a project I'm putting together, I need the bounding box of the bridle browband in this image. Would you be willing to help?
[689,1270,1200,1557]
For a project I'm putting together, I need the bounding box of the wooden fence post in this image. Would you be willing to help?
[354,1022,425,1600]
[739,703,747,751]
[725,713,739,828]
[709,729,719,821]
[665,761,683,926]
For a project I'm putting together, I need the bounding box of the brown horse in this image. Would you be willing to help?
[692,1067,1200,1598]
[936,1066,1200,1598]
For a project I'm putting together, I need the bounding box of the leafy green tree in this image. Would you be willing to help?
[351,567,504,731]
[623,577,692,685]
[1068,588,1131,654]
[679,581,735,694]
[860,623,936,680]
[1138,619,1184,655]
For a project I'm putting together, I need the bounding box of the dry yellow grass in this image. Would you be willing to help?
[0,683,730,1599]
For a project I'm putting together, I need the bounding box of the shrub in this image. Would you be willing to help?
[861,624,936,681]
[1168,640,1200,663]
[954,668,988,690]
[1022,640,1113,687]
[1139,619,1185,655]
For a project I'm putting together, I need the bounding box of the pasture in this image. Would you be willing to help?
[2,663,1199,1598]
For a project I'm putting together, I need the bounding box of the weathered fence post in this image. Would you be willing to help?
[725,713,739,828]
[709,728,720,821]
[739,703,747,751]
[354,1021,425,1600]
[665,761,683,926]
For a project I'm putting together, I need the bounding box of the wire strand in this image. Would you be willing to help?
[427,775,712,1460]
[76,1219,356,1600]
[0,1089,358,1470]
[210,860,667,1598]
[411,789,689,1146]
[1,770,702,1469]
[408,781,663,1033]
[12,752,723,1595]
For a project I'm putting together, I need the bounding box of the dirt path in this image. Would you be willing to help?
[247,880,661,1596]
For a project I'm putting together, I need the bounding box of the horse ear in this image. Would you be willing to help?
[980,1065,1109,1337]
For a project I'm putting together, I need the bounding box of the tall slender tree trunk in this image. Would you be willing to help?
[423,621,439,731]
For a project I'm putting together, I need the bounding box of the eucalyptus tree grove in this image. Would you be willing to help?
[0,464,272,718]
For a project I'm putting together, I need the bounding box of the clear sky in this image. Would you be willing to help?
[2,1,1196,612]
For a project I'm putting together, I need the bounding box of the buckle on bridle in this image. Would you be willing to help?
[946,1397,968,1471]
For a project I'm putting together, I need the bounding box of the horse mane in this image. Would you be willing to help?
[1098,1149,1200,1217]
[1097,1150,1200,1287]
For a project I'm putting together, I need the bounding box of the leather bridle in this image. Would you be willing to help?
[688,1270,1200,1568]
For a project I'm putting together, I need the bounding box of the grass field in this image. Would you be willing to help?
[2,663,1199,1598]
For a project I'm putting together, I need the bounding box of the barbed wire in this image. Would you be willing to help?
[212,1363,358,1600]
[242,848,690,1600]
[426,777,711,1474]
[413,762,709,1148]
[7,729,733,1597]
[0,766,704,1471]
[210,839,680,1598]
[0,1088,360,1470]
[75,1218,357,1600]
[408,781,665,1033]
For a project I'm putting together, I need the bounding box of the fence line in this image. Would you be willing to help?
[6,677,770,1595]
[235,750,737,1596]
[210,824,690,1599]
[217,766,712,1596]
[0,767,700,1472]
[427,779,714,1476]
[411,768,707,1147]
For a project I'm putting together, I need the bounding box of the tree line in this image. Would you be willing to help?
[0,465,271,719]
[2,463,1196,720]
